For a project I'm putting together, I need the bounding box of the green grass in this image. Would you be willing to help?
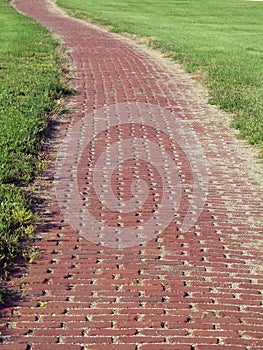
[56,0,263,154]
[0,0,71,304]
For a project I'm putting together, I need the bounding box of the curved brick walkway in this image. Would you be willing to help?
[1,0,263,349]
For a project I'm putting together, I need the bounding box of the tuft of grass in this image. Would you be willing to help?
[0,185,36,272]
[0,0,72,303]
[57,0,263,155]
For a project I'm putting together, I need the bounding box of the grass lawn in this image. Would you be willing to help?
[57,0,263,154]
[0,0,71,303]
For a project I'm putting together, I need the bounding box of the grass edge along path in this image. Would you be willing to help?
[0,0,72,304]
[56,0,263,158]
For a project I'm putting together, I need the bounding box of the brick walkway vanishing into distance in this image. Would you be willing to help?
[1,0,263,349]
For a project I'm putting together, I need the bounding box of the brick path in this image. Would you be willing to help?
[1,0,263,349]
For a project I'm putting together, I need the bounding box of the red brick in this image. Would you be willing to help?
[0,345,28,350]
[85,346,136,350]
[33,345,82,350]
[224,338,263,346]
[1,329,28,336]
[14,336,59,344]
[196,346,245,350]
[33,329,82,336]
[192,329,238,338]
[140,345,191,350]
[118,336,166,343]
[63,336,112,344]
[242,331,263,339]
[169,336,219,344]
[140,329,188,337]
[88,328,136,336]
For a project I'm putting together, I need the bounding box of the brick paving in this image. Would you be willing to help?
[1,0,263,349]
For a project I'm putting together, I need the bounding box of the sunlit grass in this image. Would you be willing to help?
[57,0,263,154]
[0,0,71,303]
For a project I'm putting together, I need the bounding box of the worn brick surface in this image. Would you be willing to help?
[1,0,263,349]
